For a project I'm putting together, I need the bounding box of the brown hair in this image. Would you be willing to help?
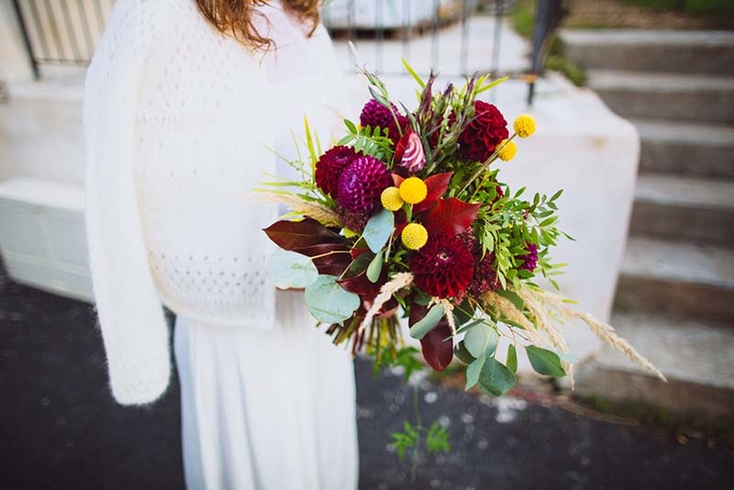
[195,0,321,50]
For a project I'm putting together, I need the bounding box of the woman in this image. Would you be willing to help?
[83,0,358,488]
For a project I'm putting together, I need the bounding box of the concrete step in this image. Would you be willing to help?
[575,312,734,419]
[587,70,734,123]
[615,237,734,323]
[563,30,734,75]
[629,174,734,244]
[632,118,734,179]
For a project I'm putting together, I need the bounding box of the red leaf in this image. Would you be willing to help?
[422,198,480,236]
[420,321,454,371]
[312,253,352,276]
[413,172,453,214]
[292,242,352,276]
[263,218,343,251]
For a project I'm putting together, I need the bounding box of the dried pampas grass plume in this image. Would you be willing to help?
[521,288,666,382]
[358,273,414,334]
[258,193,341,227]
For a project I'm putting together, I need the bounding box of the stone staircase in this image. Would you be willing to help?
[563,30,734,419]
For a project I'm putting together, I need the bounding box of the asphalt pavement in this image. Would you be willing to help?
[1,258,731,490]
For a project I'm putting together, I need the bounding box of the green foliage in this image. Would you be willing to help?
[267,249,318,289]
[409,304,445,340]
[391,422,420,462]
[389,421,451,463]
[390,347,425,383]
[425,422,451,454]
[621,0,734,14]
[362,208,394,253]
[304,275,360,323]
[525,345,567,377]
[478,357,517,396]
[338,122,394,162]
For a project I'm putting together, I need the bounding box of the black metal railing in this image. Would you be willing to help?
[11,0,564,105]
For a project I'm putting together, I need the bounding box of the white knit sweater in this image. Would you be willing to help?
[84,0,349,405]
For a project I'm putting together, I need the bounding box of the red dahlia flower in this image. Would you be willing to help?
[410,234,475,299]
[459,100,509,163]
[315,146,358,197]
[336,156,392,214]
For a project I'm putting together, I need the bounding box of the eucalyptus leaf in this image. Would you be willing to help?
[506,344,518,373]
[362,208,394,253]
[466,353,486,390]
[305,275,360,324]
[267,249,318,289]
[366,250,383,283]
[486,328,499,357]
[464,323,490,358]
[409,304,444,340]
[526,345,567,377]
[478,357,517,396]
[454,341,475,365]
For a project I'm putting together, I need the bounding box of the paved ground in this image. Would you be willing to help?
[1,258,732,490]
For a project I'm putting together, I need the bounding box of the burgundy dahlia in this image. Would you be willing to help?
[360,99,399,129]
[410,234,475,299]
[335,155,392,214]
[459,100,509,162]
[315,146,358,197]
[518,243,539,272]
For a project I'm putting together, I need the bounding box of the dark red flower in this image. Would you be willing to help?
[360,99,400,129]
[315,146,358,197]
[386,114,411,145]
[459,100,508,162]
[336,155,392,214]
[518,243,539,272]
[410,234,475,299]
[338,208,371,233]
[468,253,502,296]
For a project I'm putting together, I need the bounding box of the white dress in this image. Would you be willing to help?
[86,0,358,488]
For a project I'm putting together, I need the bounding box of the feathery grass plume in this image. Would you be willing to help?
[525,288,666,382]
[515,287,568,354]
[482,291,547,347]
[359,273,414,334]
[439,299,457,336]
[259,193,342,227]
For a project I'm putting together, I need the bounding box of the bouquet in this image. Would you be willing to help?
[262,61,663,457]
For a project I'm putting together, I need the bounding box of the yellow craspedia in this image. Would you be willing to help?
[513,114,536,138]
[381,187,404,211]
[399,177,428,204]
[498,139,517,162]
[401,223,428,250]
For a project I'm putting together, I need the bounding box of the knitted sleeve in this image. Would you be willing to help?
[83,0,171,405]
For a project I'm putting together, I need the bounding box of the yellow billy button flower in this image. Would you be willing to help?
[498,139,517,162]
[399,177,428,204]
[401,223,428,250]
[381,187,404,211]
[513,114,536,138]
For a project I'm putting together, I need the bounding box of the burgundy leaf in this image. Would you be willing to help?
[420,320,454,371]
[312,252,352,276]
[422,197,480,236]
[413,172,453,214]
[263,218,343,251]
